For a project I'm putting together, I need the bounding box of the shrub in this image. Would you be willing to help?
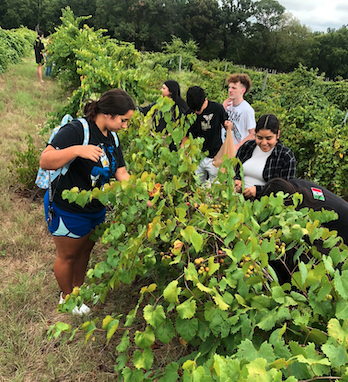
[48,107,348,381]
[9,134,40,190]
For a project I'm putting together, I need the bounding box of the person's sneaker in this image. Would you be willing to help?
[72,303,91,316]
[59,292,65,304]
[59,292,91,316]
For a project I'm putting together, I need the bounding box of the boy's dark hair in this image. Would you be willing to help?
[37,30,44,37]
[227,73,252,93]
[186,86,206,112]
[84,88,135,120]
[255,114,279,135]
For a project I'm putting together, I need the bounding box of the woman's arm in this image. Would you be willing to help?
[115,166,130,182]
[39,144,103,170]
[138,102,156,116]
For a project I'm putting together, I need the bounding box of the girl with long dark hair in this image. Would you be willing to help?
[40,89,135,314]
[235,114,296,199]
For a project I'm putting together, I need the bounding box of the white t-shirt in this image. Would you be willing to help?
[243,145,274,188]
[222,100,256,145]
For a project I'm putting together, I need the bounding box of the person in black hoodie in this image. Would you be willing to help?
[262,178,348,244]
[34,30,45,83]
[261,177,348,283]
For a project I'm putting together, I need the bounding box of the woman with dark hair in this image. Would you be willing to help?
[235,114,296,199]
[139,80,189,133]
[39,89,135,314]
[262,178,348,244]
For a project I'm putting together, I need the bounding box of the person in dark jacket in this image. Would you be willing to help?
[34,30,45,83]
[262,177,348,244]
[261,177,348,283]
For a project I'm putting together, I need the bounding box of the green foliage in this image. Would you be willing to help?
[49,106,348,380]
[0,27,35,73]
[9,134,40,190]
[46,7,105,90]
[2,0,348,78]
[3,10,348,380]
[42,9,348,198]
[47,7,157,116]
[150,36,198,71]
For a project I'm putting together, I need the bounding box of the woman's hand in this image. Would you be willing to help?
[243,186,256,199]
[235,179,242,193]
[40,144,103,170]
[115,166,130,182]
[77,145,104,162]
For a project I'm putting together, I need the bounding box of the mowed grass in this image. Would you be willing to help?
[0,58,124,382]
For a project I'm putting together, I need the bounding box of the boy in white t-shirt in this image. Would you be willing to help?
[222,73,256,152]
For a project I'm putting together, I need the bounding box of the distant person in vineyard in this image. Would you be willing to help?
[235,114,296,199]
[44,37,53,77]
[39,89,135,315]
[182,86,233,184]
[222,73,256,152]
[34,30,45,83]
[139,80,189,150]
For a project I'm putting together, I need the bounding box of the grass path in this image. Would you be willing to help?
[0,59,117,382]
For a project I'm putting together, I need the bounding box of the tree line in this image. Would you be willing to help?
[1,0,348,79]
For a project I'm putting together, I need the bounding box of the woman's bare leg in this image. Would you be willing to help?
[73,235,96,287]
[37,65,44,83]
[53,232,95,297]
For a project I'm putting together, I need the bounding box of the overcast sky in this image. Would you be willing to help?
[277,0,348,32]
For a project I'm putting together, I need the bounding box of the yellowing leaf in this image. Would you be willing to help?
[182,226,203,253]
[146,216,161,242]
[148,283,157,292]
[213,293,230,311]
[176,298,196,319]
[179,337,188,347]
[172,240,184,256]
[102,315,114,330]
[141,171,149,182]
[106,319,119,345]
[182,360,196,370]
[148,183,161,197]
[197,282,213,293]
[327,318,348,346]
[199,204,208,214]
[185,263,199,283]
[163,280,181,303]
[208,256,220,276]
[140,284,157,294]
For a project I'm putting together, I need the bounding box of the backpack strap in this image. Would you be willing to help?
[78,118,90,145]
[60,114,73,127]
[111,131,119,147]
[59,118,90,177]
